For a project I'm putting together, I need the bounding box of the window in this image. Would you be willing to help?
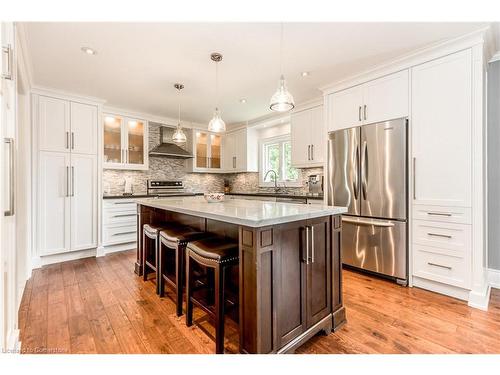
[260,135,299,187]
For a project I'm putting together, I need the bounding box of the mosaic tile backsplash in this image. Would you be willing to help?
[102,123,323,195]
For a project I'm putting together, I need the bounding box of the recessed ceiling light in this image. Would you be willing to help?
[239,98,247,104]
[81,47,97,55]
[301,71,310,77]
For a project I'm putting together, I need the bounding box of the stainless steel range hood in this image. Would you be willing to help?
[149,125,193,159]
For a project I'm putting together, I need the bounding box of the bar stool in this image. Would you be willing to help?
[185,237,239,354]
[142,223,167,294]
[158,226,209,316]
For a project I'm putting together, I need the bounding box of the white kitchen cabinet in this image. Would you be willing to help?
[38,96,70,153]
[103,113,148,170]
[70,154,97,251]
[102,199,137,249]
[291,105,324,168]
[35,94,98,257]
[188,129,224,172]
[70,102,98,155]
[223,127,258,172]
[38,151,71,256]
[327,70,408,132]
[411,49,472,208]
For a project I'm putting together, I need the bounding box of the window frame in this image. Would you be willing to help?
[259,134,301,188]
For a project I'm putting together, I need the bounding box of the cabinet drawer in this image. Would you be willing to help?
[103,224,137,245]
[103,208,137,225]
[413,245,470,289]
[103,199,137,210]
[412,204,471,224]
[412,220,471,258]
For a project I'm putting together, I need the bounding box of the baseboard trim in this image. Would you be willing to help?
[97,242,136,257]
[32,248,97,268]
[412,276,470,301]
[5,329,20,353]
[468,283,491,311]
[488,268,500,289]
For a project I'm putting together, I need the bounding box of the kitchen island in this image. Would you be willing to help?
[134,196,347,354]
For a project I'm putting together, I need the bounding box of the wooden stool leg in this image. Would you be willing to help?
[185,251,193,327]
[142,232,148,281]
[155,235,160,295]
[158,241,165,297]
[214,265,225,354]
[175,244,184,317]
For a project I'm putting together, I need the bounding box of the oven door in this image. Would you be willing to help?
[341,216,407,281]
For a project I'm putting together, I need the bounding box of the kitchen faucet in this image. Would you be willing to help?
[264,170,281,192]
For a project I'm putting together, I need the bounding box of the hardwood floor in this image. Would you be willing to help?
[19,250,500,354]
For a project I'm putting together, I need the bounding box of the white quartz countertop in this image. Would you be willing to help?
[135,196,346,228]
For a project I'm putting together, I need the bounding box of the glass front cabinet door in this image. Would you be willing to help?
[103,113,148,170]
[191,130,223,172]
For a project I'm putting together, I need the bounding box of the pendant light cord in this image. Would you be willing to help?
[280,22,284,77]
[215,59,219,109]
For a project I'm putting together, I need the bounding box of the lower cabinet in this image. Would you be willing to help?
[102,199,137,248]
[239,215,340,353]
[38,151,97,256]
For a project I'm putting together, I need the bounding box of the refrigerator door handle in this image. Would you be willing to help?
[361,140,368,200]
[353,145,359,200]
[342,216,395,227]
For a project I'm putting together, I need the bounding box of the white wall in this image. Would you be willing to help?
[488,60,500,270]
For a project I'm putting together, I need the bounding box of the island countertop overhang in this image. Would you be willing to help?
[134,196,347,228]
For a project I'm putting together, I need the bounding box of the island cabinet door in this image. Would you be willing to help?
[306,216,332,327]
[274,220,308,348]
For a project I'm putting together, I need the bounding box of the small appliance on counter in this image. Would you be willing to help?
[307,174,324,196]
[124,178,134,195]
[223,179,231,194]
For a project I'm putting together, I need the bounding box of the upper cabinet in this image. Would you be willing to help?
[37,95,97,155]
[223,127,258,172]
[327,70,409,132]
[411,49,472,208]
[291,105,324,168]
[103,113,148,170]
[187,129,224,172]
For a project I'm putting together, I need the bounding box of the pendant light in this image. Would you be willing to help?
[208,52,226,133]
[172,83,187,144]
[270,23,295,112]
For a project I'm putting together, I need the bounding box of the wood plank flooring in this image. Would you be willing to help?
[18,250,500,354]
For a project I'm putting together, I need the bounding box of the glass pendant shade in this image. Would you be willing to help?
[172,124,187,143]
[208,107,226,132]
[270,75,295,112]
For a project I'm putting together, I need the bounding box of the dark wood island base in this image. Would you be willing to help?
[134,202,345,354]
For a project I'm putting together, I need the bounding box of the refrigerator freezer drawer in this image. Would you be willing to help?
[342,217,407,280]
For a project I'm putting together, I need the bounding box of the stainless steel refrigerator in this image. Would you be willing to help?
[327,118,408,284]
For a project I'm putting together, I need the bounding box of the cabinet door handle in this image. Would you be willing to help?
[428,262,452,270]
[427,212,452,217]
[363,105,367,121]
[112,213,136,218]
[307,145,311,161]
[4,138,15,216]
[233,156,236,169]
[66,166,70,197]
[413,157,416,200]
[358,106,362,122]
[66,131,69,149]
[71,132,75,149]
[427,232,452,239]
[304,226,310,264]
[311,145,314,161]
[71,166,75,196]
[114,201,135,205]
[1,45,13,80]
[310,225,315,263]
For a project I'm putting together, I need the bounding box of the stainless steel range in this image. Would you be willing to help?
[146,180,195,197]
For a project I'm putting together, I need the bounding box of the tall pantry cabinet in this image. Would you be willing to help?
[35,94,98,257]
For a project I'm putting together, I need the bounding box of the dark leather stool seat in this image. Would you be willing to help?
[158,226,209,316]
[185,236,239,354]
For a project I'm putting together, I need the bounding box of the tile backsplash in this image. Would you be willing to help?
[103,122,323,195]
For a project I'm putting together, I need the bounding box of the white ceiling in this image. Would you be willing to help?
[23,22,490,126]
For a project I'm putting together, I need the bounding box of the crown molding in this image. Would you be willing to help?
[31,85,106,105]
[320,26,492,95]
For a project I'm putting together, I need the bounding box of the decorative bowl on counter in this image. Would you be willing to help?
[204,192,225,203]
